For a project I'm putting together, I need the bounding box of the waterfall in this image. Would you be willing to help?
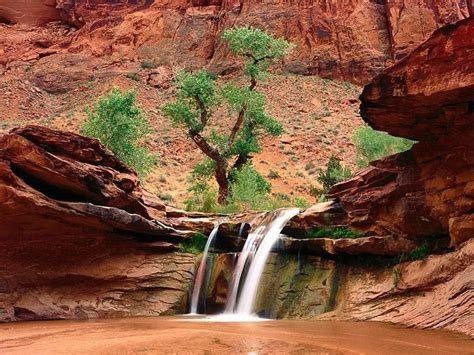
[226,208,300,316]
[189,225,219,314]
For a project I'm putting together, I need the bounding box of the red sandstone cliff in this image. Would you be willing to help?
[0,0,471,83]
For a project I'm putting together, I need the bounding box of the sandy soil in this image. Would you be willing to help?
[0,317,472,354]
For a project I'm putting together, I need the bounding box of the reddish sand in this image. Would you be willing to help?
[0,317,472,354]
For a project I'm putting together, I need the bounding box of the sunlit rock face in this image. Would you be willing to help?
[10,0,466,84]
[0,0,61,25]
[330,17,474,246]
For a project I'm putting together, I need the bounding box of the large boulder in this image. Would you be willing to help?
[0,125,215,321]
[329,18,474,246]
[0,0,60,25]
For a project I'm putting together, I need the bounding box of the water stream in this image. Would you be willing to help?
[189,225,219,314]
[191,208,299,319]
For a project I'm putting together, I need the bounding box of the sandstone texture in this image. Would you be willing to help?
[0,0,60,25]
[1,0,472,83]
[329,17,474,246]
[0,125,209,321]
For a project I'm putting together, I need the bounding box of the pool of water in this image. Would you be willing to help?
[0,317,471,354]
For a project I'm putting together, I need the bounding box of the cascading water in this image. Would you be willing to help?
[189,225,219,314]
[225,208,300,317]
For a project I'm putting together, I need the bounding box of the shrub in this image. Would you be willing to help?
[317,155,351,192]
[184,164,309,213]
[353,126,415,167]
[178,233,208,254]
[306,227,365,239]
[81,88,156,177]
[399,243,429,263]
[126,72,140,81]
[267,170,280,179]
[141,61,157,69]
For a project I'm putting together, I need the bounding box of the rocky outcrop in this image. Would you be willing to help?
[0,125,214,321]
[55,0,470,83]
[0,0,60,25]
[1,0,469,83]
[203,239,473,336]
[328,17,474,246]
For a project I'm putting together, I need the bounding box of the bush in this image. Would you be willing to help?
[306,227,365,239]
[317,155,351,193]
[185,164,309,213]
[141,61,157,69]
[81,88,156,177]
[178,233,208,254]
[353,126,415,167]
[267,170,280,179]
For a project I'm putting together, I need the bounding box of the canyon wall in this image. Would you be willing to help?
[203,241,473,336]
[0,0,471,82]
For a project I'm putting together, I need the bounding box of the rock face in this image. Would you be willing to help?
[0,125,210,321]
[329,17,474,246]
[0,0,60,25]
[1,0,470,83]
[203,239,473,336]
[56,0,471,83]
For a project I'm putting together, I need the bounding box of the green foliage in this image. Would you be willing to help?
[141,61,157,69]
[81,88,156,177]
[267,170,280,179]
[222,27,292,81]
[353,126,415,167]
[126,72,140,81]
[162,27,290,204]
[178,233,208,254]
[399,243,430,263]
[185,164,309,213]
[317,155,352,193]
[306,227,365,239]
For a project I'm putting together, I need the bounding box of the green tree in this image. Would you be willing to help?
[353,126,415,167]
[317,155,352,193]
[81,88,156,177]
[163,27,291,204]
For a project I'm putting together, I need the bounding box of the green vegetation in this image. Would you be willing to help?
[306,227,365,239]
[185,164,309,213]
[353,126,415,167]
[163,27,291,205]
[316,155,352,194]
[399,243,430,263]
[178,233,208,254]
[141,61,157,69]
[81,88,156,177]
[125,72,140,81]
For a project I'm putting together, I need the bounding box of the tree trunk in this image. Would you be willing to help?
[215,159,229,204]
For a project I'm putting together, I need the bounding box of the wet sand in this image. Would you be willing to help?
[0,317,472,354]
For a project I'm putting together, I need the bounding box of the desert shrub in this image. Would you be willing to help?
[317,155,352,193]
[267,170,280,179]
[81,88,156,177]
[353,126,415,167]
[141,61,157,69]
[399,243,430,263]
[306,227,365,239]
[178,233,208,254]
[185,164,309,213]
[126,72,140,81]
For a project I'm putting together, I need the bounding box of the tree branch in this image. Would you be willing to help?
[194,96,208,126]
[189,130,221,161]
[226,104,247,153]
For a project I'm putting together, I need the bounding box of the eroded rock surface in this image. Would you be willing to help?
[0,0,60,25]
[0,125,209,321]
[329,17,474,246]
[1,0,471,83]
